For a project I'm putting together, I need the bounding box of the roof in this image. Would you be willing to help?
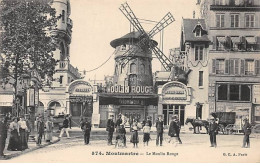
[182,19,210,43]
[110,31,158,48]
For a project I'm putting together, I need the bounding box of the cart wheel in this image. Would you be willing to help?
[218,124,225,134]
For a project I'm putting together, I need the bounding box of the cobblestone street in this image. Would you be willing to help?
[2,132,260,163]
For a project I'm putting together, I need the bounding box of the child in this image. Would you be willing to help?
[130,125,139,148]
[115,123,126,148]
[143,122,151,146]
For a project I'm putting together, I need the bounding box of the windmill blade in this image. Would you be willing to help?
[148,12,175,38]
[151,45,173,71]
[119,2,145,34]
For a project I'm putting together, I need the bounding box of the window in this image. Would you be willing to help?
[216,59,225,74]
[231,14,239,27]
[230,84,239,101]
[216,14,225,27]
[217,36,225,50]
[229,59,239,75]
[245,14,255,28]
[62,10,65,23]
[199,71,203,86]
[218,84,228,100]
[195,28,201,37]
[195,46,203,61]
[245,60,254,75]
[59,75,63,84]
[121,64,124,74]
[217,84,251,101]
[130,63,136,73]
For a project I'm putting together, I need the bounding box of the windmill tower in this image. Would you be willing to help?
[112,2,175,87]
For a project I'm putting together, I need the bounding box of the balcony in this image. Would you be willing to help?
[211,0,260,11]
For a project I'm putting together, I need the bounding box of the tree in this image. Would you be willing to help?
[0,0,59,115]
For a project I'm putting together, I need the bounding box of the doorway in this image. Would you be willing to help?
[163,104,185,125]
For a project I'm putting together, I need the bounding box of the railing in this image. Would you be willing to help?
[58,61,81,78]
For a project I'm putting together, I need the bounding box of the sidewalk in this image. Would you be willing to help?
[0,136,60,160]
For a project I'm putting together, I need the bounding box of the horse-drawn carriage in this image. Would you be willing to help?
[211,112,237,135]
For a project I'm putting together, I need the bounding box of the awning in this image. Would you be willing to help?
[230,36,240,43]
[246,36,256,44]
[217,36,226,43]
[0,94,13,106]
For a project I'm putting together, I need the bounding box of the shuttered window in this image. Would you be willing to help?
[230,59,234,75]
[225,60,229,74]
[234,59,239,75]
[241,59,245,75]
[255,60,260,75]
[212,59,216,73]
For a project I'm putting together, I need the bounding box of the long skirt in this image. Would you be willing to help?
[143,133,150,142]
[130,131,139,143]
[19,129,28,150]
[7,129,21,151]
[45,131,53,141]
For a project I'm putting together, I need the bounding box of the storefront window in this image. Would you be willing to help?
[230,84,239,101]
[241,85,250,101]
[218,84,228,100]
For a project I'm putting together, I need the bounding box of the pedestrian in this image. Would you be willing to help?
[0,114,8,157]
[176,115,182,144]
[18,116,28,150]
[115,114,122,132]
[68,114,72,129]
[59,115,70,138]
[115,123,126,148]
[106,115,115,145]
[208,117,218,148]
[130,125,139,148]
[168,115,179,146]
[45,116,54,143]
[7,117,21,151]
[242,118,251,148]
[143,122,151,146]
[156,116,164,146]
[24,114,31,144]
[81,117,91,145]
[36,116,45,146]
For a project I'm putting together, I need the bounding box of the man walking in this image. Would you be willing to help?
[81,117,91,145]
[106,115,115,145]
[208,117,218,147]
[242,118,251,148]
[59,115,70,138]
[156,116,164,146]
[0,114,8,158]
[36,116,45,146]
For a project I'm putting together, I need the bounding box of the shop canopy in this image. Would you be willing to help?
[230,36,240,43]
[217,36,226,43]
[246,36,256,44]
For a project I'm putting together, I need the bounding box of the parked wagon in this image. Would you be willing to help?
[211,112,237,135]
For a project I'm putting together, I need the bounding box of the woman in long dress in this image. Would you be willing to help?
[45,116,53,142]
[18,116,28,150]
[7,117,21,151]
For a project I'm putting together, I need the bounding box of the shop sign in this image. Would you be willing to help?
[162,81,189,101]
[27,88,35,106]
[69,96,92,103]
[119,99,144,105]
[69,81,92,96]
[253,85,260,104]
[108,85,153,94]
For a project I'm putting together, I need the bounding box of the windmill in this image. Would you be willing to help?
[118,2,175,72]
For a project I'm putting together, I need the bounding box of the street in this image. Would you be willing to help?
[2,132,260,163]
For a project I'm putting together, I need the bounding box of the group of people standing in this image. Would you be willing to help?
[0,113,54,158]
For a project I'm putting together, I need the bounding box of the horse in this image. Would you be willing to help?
[185,118,209,134]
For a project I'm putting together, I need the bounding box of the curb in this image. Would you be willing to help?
[1,138,60,160]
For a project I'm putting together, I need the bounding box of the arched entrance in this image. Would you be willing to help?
[48,101,63,116]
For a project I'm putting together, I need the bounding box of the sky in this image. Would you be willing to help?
[69,0,198,81]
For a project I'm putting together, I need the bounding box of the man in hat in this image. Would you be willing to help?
[242,118,251,148]
[155,115,164,146]
[0,114,8,157]
[106,115,115,145]
[36,115,45,146]
[81,117,91,145]
[208,117,218,147]
[59,115,70,138]
[115,114,122,132]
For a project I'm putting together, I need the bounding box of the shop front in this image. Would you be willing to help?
[98,85,158,128]
[67,80,93,126]
[158,81,191,126]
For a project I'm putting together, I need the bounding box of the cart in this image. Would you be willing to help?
[211,112,236,135]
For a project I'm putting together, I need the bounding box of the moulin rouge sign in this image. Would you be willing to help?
[108,85,153,94]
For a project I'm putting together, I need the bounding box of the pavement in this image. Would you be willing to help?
[1,126,260,162]
[0,135,59,160]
